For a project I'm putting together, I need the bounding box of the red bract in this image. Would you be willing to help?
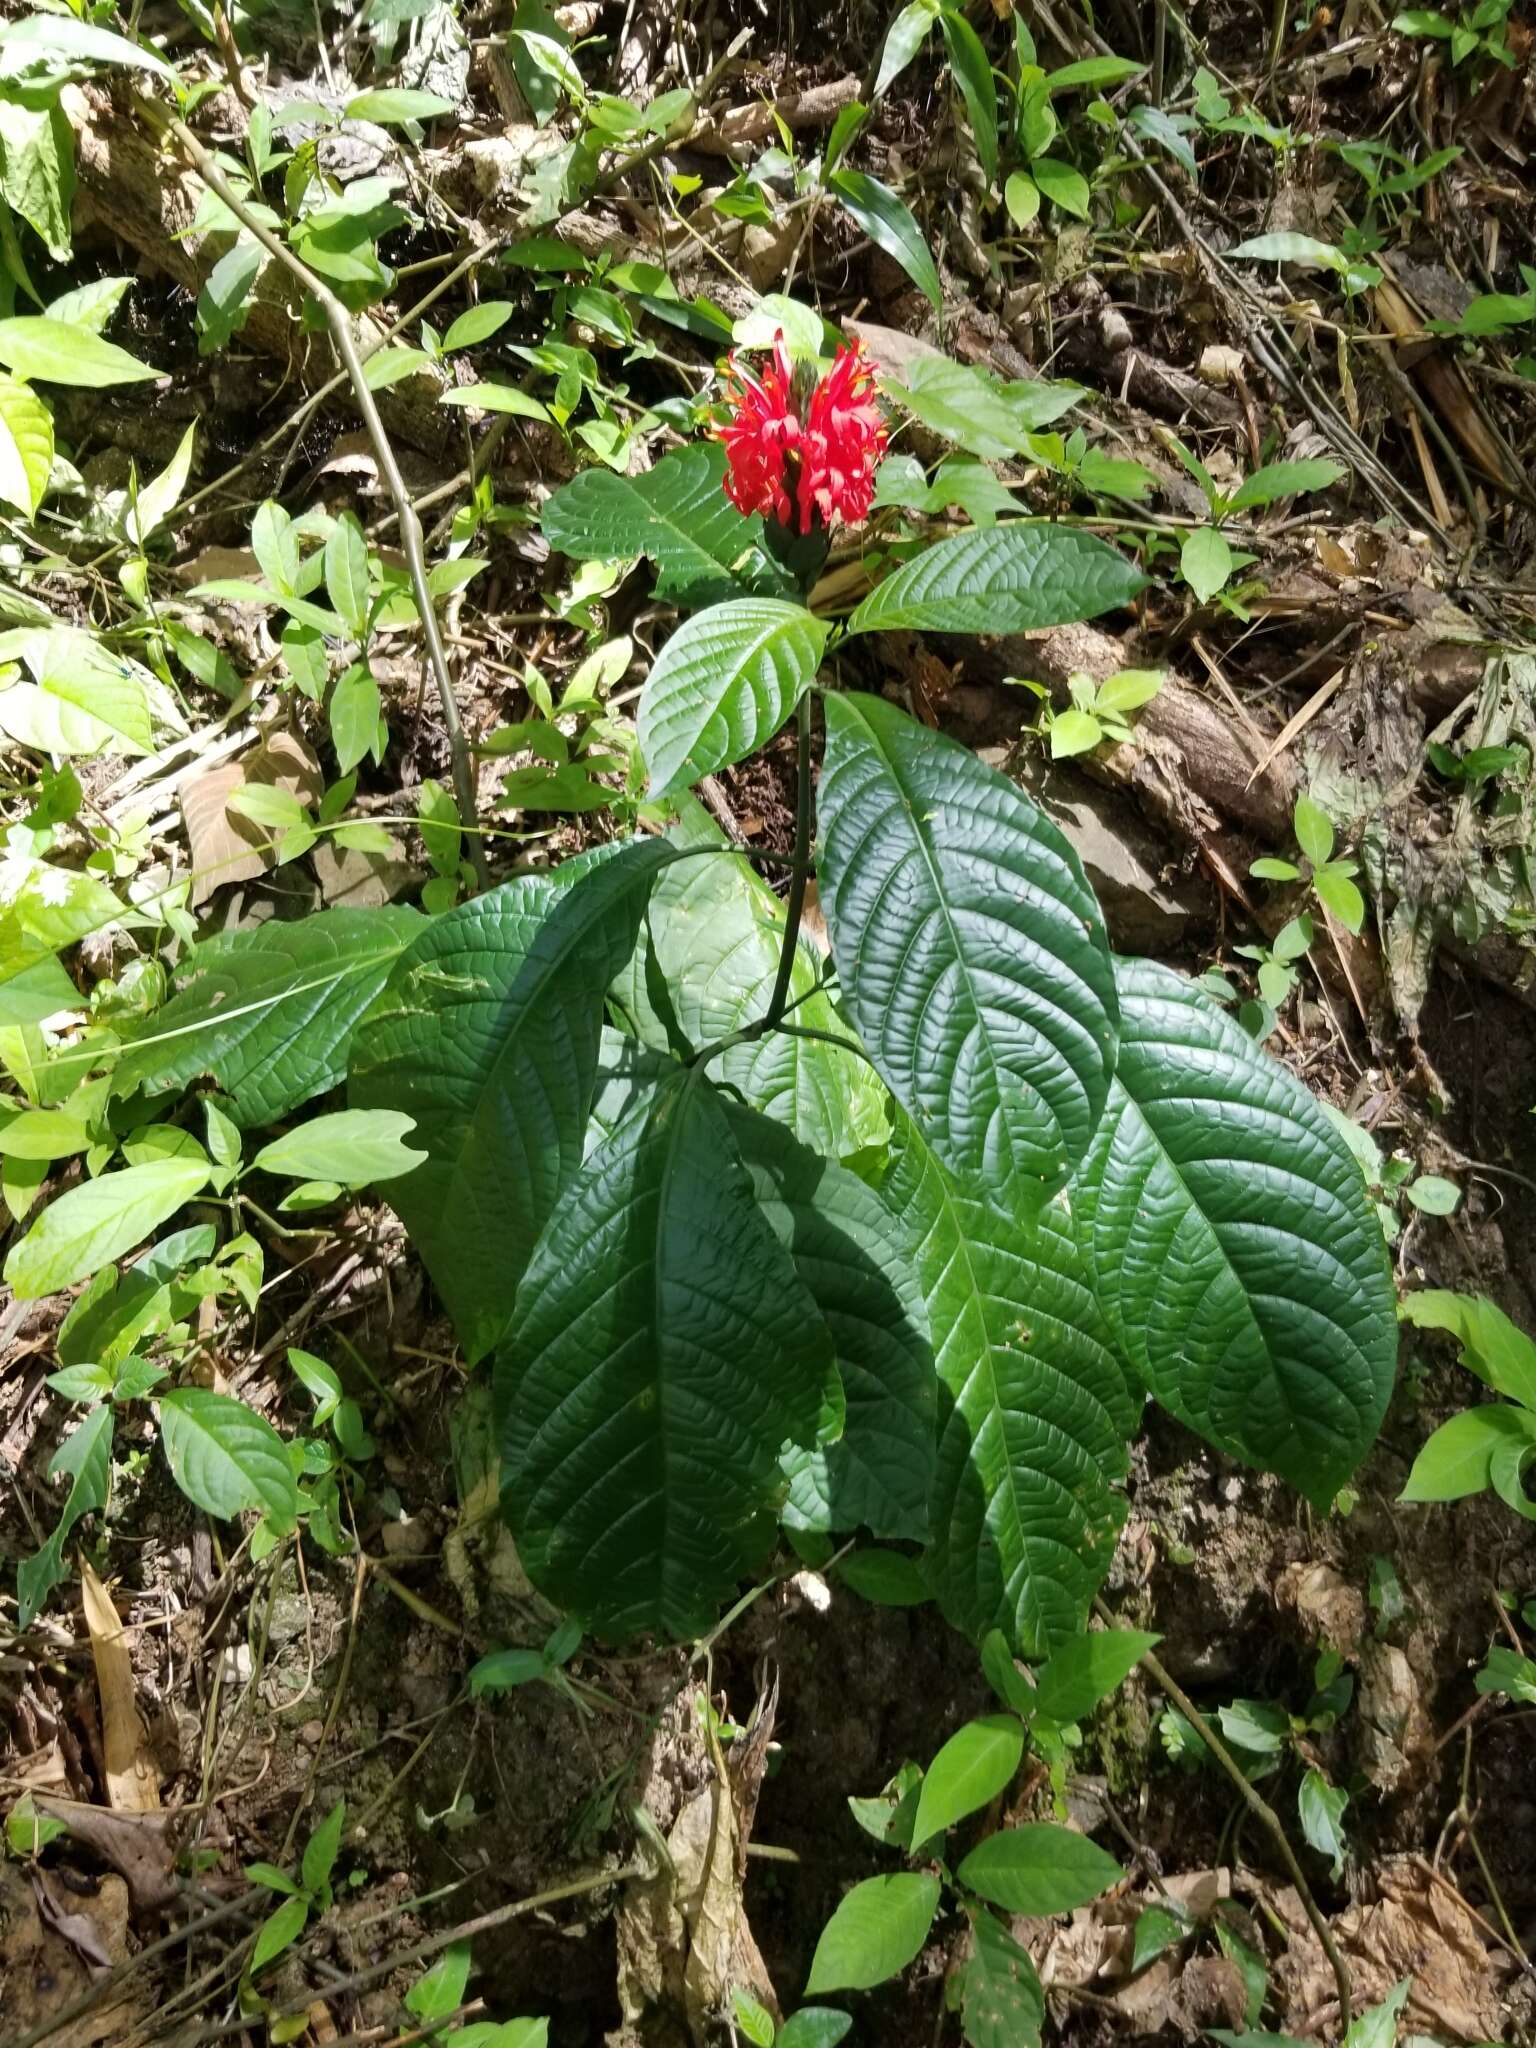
[719,334,887,535]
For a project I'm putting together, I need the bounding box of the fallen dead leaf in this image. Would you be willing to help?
[80,1560,161,1815]
[181,727,323,908]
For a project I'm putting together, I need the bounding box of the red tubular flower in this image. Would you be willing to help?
[718,333,886,535]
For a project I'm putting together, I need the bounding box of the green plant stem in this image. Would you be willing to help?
[143,103,489,890]
[1098,1598,1354,2024]
[765,690,815,1028]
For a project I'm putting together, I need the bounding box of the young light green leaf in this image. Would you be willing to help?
[847,523,1144,636]
[251,500,300,595]
[1180,526,1233,603]
[819,692,1118,1213]
[873,0,941,97]
[889,357,1081,458]
[639,598,828,798]
[0,14,176,79]
[158,1387,300,1532]
[301,1799,345,1896]
[131,420,196,544]
[344,88,455,123]
[0,316,156,386]
[1313,867,1365,932]
[1030,157,1091,219]
[441,301,515,350]
[1072,958,1398,1507]
[324,512,372,636]
[828,168,942,312]
[0,370,54,517]
[1004,172,1041,228]
[1030,1628,1160,1723]
[1475,1646,1536,1703]
[1049,707,1102,758]
[911,1715,1024,1844]
[1293,793,1334,866]
[1046,55,1146,89]
[1403,1174,1458,1216]
[1297,1768,1347,1878]
[1228,459,1346,512]
[1131,1903,1191,1972]
[250,1893,309,1974]
[1400,1406,1536,1502]
[4,1159,212,1298]
[731,1988,775,2047]
[252,1109,425,1185]
[329,663,381,774]
[957,1824,1123,1914]
[805,1873,942,1993]
[1400,1291,1536,1409]
[440,383,551,419]
[16,1405,113,1628]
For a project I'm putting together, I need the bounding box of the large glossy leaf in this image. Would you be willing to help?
[612,798,887,1160]
[727,1103,935,1541]
[117,908,422,1127]
[865,1113,1134,1655]
[1071,957,1397,1505]
[818,693,1117,1215]
[497,1066,832,1639]
[350,840,675,1364]
[639,598,828,798]
[540,444,794,609]
[4,1158,212,1299]
[846,523,1145,637]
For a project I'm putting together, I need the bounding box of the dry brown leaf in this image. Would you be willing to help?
[180,727,322,908]
[80,1560,160,1815]
[311,836,413,910]
[31,1796,184,1916]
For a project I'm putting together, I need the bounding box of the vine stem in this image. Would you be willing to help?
[1095,1597,1354,2025]
[140,101,489,889]
[765,690,815,1027]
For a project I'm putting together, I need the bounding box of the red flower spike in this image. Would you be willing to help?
[718,334,886,536]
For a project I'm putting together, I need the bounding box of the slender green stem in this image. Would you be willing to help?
[765,691,815,1029]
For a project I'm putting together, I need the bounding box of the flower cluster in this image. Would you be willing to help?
[718,333,887,535]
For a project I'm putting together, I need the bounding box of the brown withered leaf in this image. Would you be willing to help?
[180,727,322,908]
[80,1560,160,1815]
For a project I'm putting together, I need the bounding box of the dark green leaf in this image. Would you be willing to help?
[862,1111,1134,1654]
[639,598,828,798]
[1297,1768,1347,1878]
[499,1065,832,1638]
[828,169,942,312]
[350,839,675,1364]
[117,909,421,1128]
[940,11,998,182]
[887,357,1081,458]
[728,1105,935,1540]
[540,443,794,609]
[847,523,1144,636]
[777,2011,854,2048]
[837,1549,931,1605]
[301,1799,345,1895]
[250,1893,309,1974]
[1072,958,1398,1506]
[819,693,1118,1212]
[962,1908,1045,2048]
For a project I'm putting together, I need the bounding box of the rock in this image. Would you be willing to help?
[1001,752,1211,951]
[1355,1640,1433,1791]
[1276,1562,1366,1659]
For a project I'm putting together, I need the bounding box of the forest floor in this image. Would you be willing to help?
[3,0,1536,2044]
